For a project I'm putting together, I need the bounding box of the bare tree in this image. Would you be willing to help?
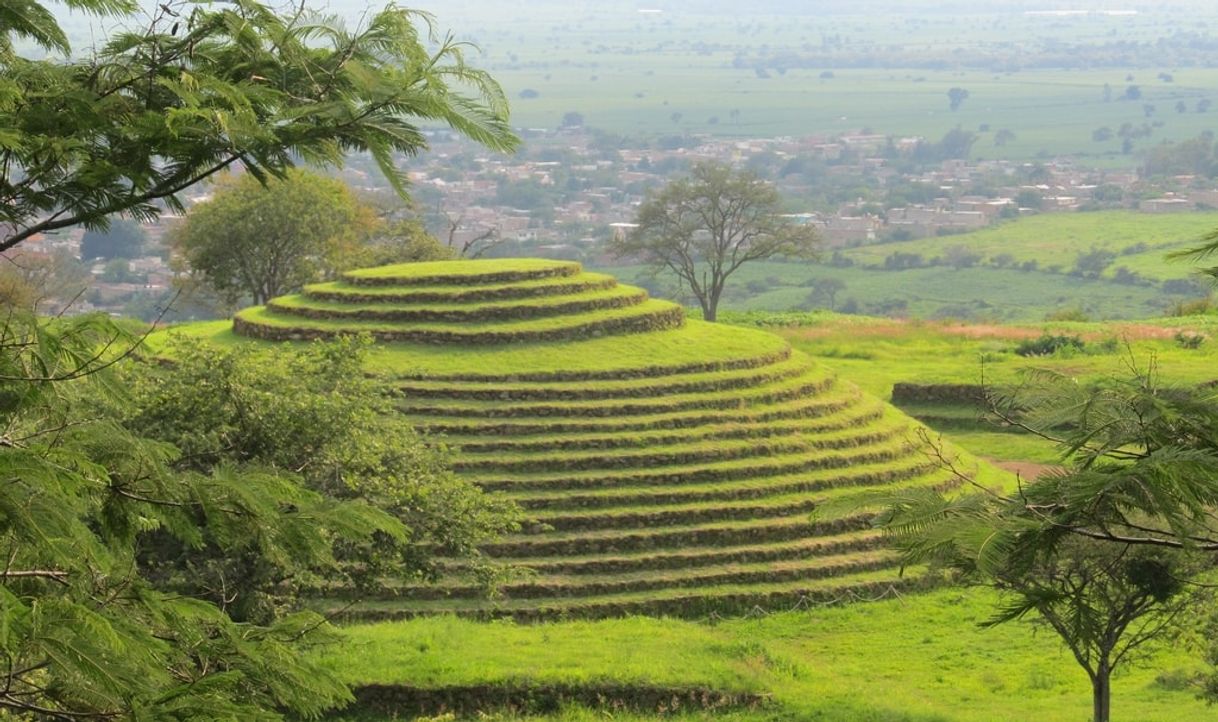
[441,210,504,259]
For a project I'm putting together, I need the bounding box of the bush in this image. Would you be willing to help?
[1170,296,1215,316]
[1015,333,1085,357]
[1111,266,1145,285]
[1045,307,1089,322]
[1175,330,1207,349]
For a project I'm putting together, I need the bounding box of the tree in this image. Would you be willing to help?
[806,277,846,310]
[947,87,970,111]
[350,217,455,268]
[99,257,140,283]
[979,535,1194,722]
[561,111,585,128]
[942,243,982,269]
[0,247,90,312]
[173,169,378,305]
[79,218,146,260]
[0,0,518,254]
[993,128,1016,146]
[442,211,503,258]
[1073,247,1116,278]
[609,162,820,322]
[1015,189,1044,210]
[913,128,977,163]
[867,363,1218,721]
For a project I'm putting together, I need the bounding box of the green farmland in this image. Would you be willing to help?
[599,212,1218,322]
[372,1,1218,162]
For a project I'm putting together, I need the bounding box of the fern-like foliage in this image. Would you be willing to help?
[0,0,519,251]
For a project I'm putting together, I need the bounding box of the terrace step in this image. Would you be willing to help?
[361,550,900,601]
[389,330,792,383]
[267,285,648,324]
[233,298,685,345]
[470,437,916,492]
[399,366,836,418]
[413,389,858,436]
[342,258,581,286]
[453,421,908,474]
[523,493,823,533]
[472,529,886,576]
[303,272,618,304]
[396,352,814,402]
[504,462,946,511]
[445,402,883,454]
[480,513,877,558]
[326,569,929,622]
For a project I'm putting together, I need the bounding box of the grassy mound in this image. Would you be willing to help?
[180,259,993,620]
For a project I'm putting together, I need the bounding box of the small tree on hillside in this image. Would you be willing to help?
[610,162,820,321]
[982,538,1196,722]
[807,277,847,310]
[869,363,1218,722]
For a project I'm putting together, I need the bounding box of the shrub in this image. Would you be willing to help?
[1170,296,1215,316]
[1015,333,1085,357]
[1045,307,1089,322]
[1175,330,1207,349]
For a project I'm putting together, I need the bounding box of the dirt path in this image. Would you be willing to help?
[985,458,1063,480]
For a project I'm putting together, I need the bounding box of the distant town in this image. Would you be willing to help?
[15,122,1218,319]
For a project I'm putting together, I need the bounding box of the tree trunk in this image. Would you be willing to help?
[704,286,722,323]
[1092,665,1111,722]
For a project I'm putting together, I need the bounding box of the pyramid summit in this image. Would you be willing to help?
[232,259,955,619]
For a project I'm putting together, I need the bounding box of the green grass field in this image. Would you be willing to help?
[838,212,1218,279]
[321,586,1211,721]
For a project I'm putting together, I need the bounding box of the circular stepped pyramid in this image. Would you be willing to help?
[234,259,956,620]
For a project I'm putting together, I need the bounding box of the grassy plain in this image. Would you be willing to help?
[324,586,1210,722]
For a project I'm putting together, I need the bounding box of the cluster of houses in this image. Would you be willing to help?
[366,127,1217,258]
